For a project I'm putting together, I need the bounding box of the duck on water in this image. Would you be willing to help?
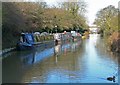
[107,76,115,82]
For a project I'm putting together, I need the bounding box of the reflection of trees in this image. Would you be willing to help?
[22,51,80,82]
[3,40,86,83]
[70,42,78,52]
[54,41,82,57]
[21,41,86,83]
[4,34,120,83]
[69,40,82,52]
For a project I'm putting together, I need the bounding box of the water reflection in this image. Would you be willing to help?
[2,34,119,83]
[54,44,61,56]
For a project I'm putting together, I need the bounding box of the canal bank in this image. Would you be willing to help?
[1,40,55,58]
[1,47,16,56]
[1,32,81,56]
[2,34,119,83]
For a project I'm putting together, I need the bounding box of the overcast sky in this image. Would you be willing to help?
[85,0,119,25]
[44,0,119,26]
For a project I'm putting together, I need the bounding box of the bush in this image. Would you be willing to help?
[108,32,120,53]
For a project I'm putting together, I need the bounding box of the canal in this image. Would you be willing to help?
[2,34,119,83]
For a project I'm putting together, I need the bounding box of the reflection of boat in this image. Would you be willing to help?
[19,40,81,65]
[21,51,36,65]
[54,44,61,56]
[82,36,86,39]
[17,42,33,50]
[20,47,55,66]
[16,33,34,50]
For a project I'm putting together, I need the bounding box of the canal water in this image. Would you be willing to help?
[2,34,119,83]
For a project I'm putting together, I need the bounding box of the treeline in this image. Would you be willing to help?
[94,5,120,53]
[2,2,88,49]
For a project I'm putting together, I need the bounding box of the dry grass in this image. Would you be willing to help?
[108,32,120,53]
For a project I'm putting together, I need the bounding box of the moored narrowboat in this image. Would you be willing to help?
[16,33,35,50]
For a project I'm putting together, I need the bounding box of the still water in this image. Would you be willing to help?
[2,34,119,83]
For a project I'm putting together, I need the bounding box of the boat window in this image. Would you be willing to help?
[20,37,23,42]
[23,35,26,42]
[28,35,33,41]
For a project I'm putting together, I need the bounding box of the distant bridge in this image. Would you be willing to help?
[89,25,100,33]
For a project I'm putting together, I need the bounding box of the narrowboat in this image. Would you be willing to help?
[16,33,35,50]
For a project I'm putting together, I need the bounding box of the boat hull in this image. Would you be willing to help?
[16,42,34,51]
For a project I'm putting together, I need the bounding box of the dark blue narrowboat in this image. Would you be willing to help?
[16,33,35,50]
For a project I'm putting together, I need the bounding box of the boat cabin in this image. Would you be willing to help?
[20,33,34,44]
[16,33,35,50]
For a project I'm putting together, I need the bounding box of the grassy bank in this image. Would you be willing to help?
[107,32,120,53]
